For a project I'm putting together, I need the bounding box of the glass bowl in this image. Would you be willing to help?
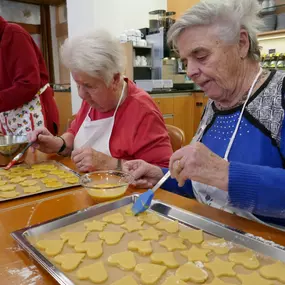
[80,170,134,202]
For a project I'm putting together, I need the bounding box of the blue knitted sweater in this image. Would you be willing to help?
[161,71,285,227]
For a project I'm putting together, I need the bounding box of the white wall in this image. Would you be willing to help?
[258,35,285,54]
[67,0,167,113]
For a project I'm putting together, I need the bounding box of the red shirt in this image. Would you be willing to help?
[0,17,59,135]
[68,79,172,167]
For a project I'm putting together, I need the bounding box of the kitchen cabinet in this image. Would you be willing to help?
[193,92,208,134]
[167,0,200,18]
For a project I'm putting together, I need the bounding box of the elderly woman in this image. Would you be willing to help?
[124,0,285,229]
[29,30,172,171]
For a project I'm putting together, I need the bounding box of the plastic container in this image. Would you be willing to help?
[165,11,176,30]
[149,10,166,33]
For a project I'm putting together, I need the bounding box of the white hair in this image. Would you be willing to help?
[61,30,125,85]
[168,0,263,61]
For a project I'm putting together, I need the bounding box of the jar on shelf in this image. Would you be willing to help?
[149,10,166,33]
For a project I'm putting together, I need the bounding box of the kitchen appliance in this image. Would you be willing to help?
[149,10,166,33]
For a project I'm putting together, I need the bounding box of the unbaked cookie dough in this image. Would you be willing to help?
[60,231,89,247]
[179,229,204,244]
[207,278,231,285]
[0,181,7,186]
[228,250,260,269]
[139,227,162,241]
[175,262,208,283]
[10,177,27,183]
[45,181,63,188]
[121,220,144,232]
[204,257,236,277]
[125,205,134,216]
[65,177,79,184]
[31,172,47,179]
[84,220,107,231]
[54,253,85,271]
[110,276,139,285]
[151,252,180,268]
[161,276,188,285]
[0,191,20,198]
[155,220,179,233]
[36,239,65,256]
[108,251,137,270]
[99,231,125,245]
[138,212,160,225]
[128,240,153,256]
[180,246,212,262]
[0,185,16,191]
[23,186,42,193]
[201,238,231,254]
[102,213,125,225]
[20,180,38,187]
[74,240,103,258]
[159,236,186,251]
[238,272,274,285]
[135,263,167,285]
[260,261,285,283]
[76,261,108,283]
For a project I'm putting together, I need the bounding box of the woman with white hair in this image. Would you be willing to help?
[124,0,285,228]
[28,30,172,171]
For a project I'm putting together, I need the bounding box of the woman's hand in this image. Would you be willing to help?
[169,142,229,190]
[71,147,118,172]
[27,127,63,154]
[122,159,164,188]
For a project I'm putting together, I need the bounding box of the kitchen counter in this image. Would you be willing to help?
[148,89,203,94]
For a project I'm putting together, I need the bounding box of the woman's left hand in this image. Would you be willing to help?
[169,142,229,191]
[71,147,117,172]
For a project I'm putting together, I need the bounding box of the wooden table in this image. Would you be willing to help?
[0,151,284,284]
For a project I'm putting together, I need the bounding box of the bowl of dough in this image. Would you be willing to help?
[80,170,134,202]
[0,135,29,166]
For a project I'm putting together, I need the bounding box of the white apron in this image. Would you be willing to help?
[191,68,285,230]
[73,81,126,156]
[0,83,49,136]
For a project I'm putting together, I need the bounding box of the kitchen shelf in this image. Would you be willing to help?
[134,65,152,68]
[257,28,285,36]
[133,46,152,49]
[260,3,285,13]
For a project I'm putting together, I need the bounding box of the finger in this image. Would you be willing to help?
[29,128,50,142]
[130,164,148,180]
[176,169,188,187]
[132,179,151,189]
[170,159,183,179]
[169,149,184,170]
[71,147,84,159]
[72,150,86,164]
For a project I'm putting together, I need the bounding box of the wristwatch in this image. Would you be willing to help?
[57,136,66,154]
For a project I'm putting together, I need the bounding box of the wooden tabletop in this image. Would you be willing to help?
[0,150,284,284]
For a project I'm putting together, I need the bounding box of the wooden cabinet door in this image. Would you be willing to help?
[163,115,174,125]
[153,97,174,114]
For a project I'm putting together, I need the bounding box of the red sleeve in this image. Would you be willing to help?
[0,30,41,112]
[132,110,173,168]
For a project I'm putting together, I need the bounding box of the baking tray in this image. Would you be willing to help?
[11,194,285,285]
[0,161,80,202]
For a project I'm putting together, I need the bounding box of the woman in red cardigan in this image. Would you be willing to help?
[0,17,59,135]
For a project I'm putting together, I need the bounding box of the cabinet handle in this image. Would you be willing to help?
[196,102,203,107]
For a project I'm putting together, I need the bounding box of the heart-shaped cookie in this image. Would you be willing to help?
[99,231,125,245]
[36,239,65,256]
[238,272,274,285]
[135,263,167,285]
[111,276,139,285]
[76,261,108,283]
[74,240,103,258]
[180,246,212,262]
[176,262,208,283]
[155,220,179,233]
[84,220,107,231]
[161,276,188,285]
[138,212,160,225]
[60,231,89,247]
[54,253,85,271]
[128,240,153,256]
[204,257,236,277]
[179,229,204,244]
[102,213,124,225]
[201,238,231,254]
[151,252,180,268]
[139,227,162,241]
[159,236,186,251]
[260,261,285,283]
[229,250,260,269]
[108,251,136,270]
[121,220,144,232]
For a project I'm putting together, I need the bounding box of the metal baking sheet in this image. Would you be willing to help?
[0,161,80,202]
[11,194,285,285]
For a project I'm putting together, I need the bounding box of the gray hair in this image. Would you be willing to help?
[61,30,125,85]
[168,0,263,61]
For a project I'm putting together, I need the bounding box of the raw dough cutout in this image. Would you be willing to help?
[204,257,236,277]
[74,240,103,258]
[45,181,63,188]
[135,263,167,285]
[23,186,42,193]
[207,278,231,285]
[111,276,139,285]
[0,191,19,198]
[10,177,27,183]
[159,236,186,251]
[201,238,231,254]
[84,220,107,231]
[0,181,7,186]
[151,252,179,268]
[229,250,260,269]
[19,180,38,187]
[60,231,89,247]
[260,261,285,283]
[54,253,85,271]
[121,220,144,232]
[128,240,153,256]
[108,251,136,270]
[102,213,125,225]
[179,229,204,244]
[65,177,79,184]
[0,185,16,191]
[181,246,211,262]
[99,231,125,245]
[161,276,187,285]
[138,212,160,225]
[32,172,47,179]
[125,204,135,216]
[42,177,58,184]
[76,261,108,283]
[139,227,162,241]
[155,220,179,233]
[36,239,65,256]
[175,262,208,283]
[238,272,274,285]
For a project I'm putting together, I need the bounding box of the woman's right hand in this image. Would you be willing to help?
[122,159,164,188]
[27,127,63,154]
